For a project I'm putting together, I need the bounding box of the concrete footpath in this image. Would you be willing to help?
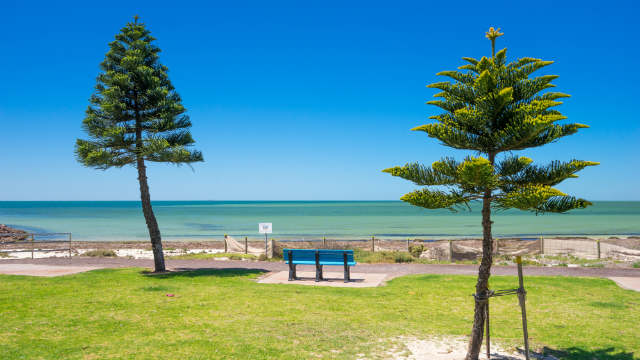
[0,263,103,277]
[608,277,640,292]
[0,258,639,291]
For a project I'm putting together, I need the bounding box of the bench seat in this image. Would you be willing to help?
[284,260,356,266]
[283,248,356,282]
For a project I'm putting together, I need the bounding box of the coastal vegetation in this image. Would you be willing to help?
[82,249,118,257]
[167,252,259,260]
[384,28,598,358]
[75,17,203,272]
[0,269,637,359]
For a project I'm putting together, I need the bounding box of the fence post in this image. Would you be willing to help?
[31,233,34,259]
[540,236,544,255]
[68,233,72,258]
[264,234,268,257]
[495,238,500,255]
[448,240,453,262]
[371,236,375,252]
[596,239,601,259]
[407,238,410,252]
[323,236,326,248]
[224,234,228,253]
[244,237,248,254]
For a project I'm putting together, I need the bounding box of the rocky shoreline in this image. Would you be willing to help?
[0,224,28,242]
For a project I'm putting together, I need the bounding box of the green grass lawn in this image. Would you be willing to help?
[0,268,638,359]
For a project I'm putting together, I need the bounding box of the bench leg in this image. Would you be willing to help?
[343,252,350,283]
[316,264,323,282]
[315,250,323,282]
[288,264,297,281]
[288,250,296,281]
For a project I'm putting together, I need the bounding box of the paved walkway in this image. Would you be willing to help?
[0,263,103,277]
[0,258,639,291]
[608,277,640,292]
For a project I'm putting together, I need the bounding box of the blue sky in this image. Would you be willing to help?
[1,0,638,201]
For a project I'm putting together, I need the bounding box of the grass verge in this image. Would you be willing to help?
[0,269,638,359]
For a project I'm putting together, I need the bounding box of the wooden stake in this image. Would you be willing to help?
[540,236,544,255]
[516,256,530,360]
[31,233,34,259]
[596,239,601,259]
[244,237,248,254]
[69,233,72,258]
[485,300,491,359]
[407,238,410,252]
[448,240,453,262]
[224,234,228,253]
[371,236,375,252]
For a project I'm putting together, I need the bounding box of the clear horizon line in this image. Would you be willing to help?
[1,199,637,202]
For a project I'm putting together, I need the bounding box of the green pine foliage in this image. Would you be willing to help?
[75,17,203,272]
[383,30,597,215]
[76,18,202,169]
[383,28,598,359]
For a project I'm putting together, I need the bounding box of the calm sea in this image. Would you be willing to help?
[0,201,639,241]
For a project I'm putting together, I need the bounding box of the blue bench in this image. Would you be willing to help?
[283,249,356,283]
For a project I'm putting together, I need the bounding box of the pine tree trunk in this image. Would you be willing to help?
[133,92,166,272]
[465,154,495,360]
[136,157,166,272]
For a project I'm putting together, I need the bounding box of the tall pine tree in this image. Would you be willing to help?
[383,28,598,359]
[76,17,203,272]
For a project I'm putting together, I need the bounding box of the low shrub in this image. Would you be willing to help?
[408,243,424,258]
[393,252,415,263]
[83,249,117,257]
[228,254,258,261]
[583,263,605,268]
[632,261,640,269]
[354,250,415,264]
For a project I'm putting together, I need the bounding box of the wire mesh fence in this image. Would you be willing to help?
[264,235,640,262]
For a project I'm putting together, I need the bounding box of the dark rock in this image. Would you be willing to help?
[0,224,29,242]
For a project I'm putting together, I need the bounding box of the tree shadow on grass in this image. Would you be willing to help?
[141,268,267,279]
[538,346,635,360]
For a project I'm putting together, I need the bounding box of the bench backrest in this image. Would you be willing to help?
[283,248,355,264]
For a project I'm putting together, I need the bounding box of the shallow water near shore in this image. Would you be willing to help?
[1,201,639,241]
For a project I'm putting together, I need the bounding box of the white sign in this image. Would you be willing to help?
[259,222,272,234]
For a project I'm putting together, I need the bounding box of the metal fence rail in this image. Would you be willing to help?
[0,232,72,259]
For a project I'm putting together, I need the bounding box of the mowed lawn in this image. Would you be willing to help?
[0,268,638,359]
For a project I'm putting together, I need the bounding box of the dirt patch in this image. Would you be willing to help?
[382,336,557,360]
[258,271,388,287]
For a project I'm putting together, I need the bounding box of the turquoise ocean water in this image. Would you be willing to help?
[1,201,639,241]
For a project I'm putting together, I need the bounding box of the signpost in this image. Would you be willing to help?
[259,223,272,256]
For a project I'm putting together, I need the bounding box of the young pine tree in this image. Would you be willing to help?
[383,28,598,359]
[76,17,203,272]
